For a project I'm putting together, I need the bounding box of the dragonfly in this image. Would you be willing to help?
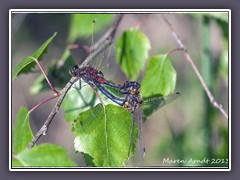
[93,80,180,159]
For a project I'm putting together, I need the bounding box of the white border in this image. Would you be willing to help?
[9,9,231,171]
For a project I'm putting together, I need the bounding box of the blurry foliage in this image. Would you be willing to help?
[116,28,151,80]
[150,12,229,167]
[68,14,114,43]
[12,13,229,167]
[12,107,76,167]
[219,39,229,83]
[190,12,228,39]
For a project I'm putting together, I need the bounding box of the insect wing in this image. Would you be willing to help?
[90,43,118,81]
[141,92,180,121]
[133,107,145,160]
[69,44,90,65]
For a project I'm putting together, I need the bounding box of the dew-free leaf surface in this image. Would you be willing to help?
[12,32,57,79]
[72,104,138,167]
[14,144,76,167]
[141,55,176,98]
[13,107,34,154]
[116,28,150,80]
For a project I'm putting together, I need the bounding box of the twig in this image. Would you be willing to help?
[26,14,124,149]
[26,77,77,149]
[166,47,185,57]
[161,15,228,119]
[31,57,60,94]
[28,94,59,114]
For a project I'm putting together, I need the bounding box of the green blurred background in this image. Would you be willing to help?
[11,12,229,167]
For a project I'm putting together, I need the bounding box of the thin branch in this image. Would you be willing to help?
[28,94,59,114]
[31,57,60,94]
[161,15,228,119]
[26,14,124,149]
[166,47,185,57]
[26,77,77,149]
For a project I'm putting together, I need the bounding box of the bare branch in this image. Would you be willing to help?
[166,47,185,57]
[26,14,124,149]
[161,15,228,119]
[28,94,59,114]
[30,57,60,94]
[26,77,77,149]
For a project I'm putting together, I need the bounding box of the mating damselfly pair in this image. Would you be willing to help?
[68,28,180,161]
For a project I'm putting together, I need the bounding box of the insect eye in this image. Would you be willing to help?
[69,66,77,77]
[98,71,104,77]
[130,86,139,94]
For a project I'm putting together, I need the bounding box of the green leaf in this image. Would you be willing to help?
[72,104,138,167]
[204,13,229,40]
[13,107,34,154]
[141,55,176,98]
[82,153,96,167]
[15,144,76,167]
[206,13,228,22]
[12,32,57,79]
[216,20,228,40]
[68,14,114,43]
[116,28,151,80]
[12,157,23,167]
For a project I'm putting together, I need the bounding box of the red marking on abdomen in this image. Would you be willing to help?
[97,76,106,84]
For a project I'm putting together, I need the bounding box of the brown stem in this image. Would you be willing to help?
[31,57,60,94]
[166,47,185,57]
[90,84,105,106]
[161,15,228,119]
[28,94,59,114]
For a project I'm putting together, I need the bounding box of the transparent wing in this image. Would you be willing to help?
[128,118,135,159]
[132,107,145,160]
[89,42,118,81]
[69,44,90,65]
[141,92,180,121]
[70,40,118,82]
